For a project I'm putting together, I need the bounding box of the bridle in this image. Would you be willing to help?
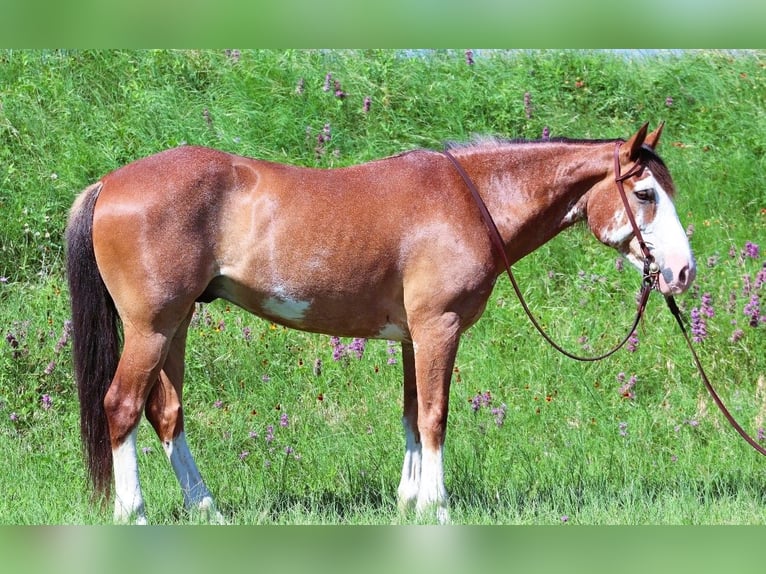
[442,142,657,362]
[443,142,766,457]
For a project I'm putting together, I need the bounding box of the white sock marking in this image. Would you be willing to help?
[112,427,146,524]
[163,432,224,523]
[397,419,422,509]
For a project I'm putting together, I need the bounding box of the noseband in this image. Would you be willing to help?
[443,142,766,458]
[442,142,654,361]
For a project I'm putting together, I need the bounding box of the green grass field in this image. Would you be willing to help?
[1,49,764,524]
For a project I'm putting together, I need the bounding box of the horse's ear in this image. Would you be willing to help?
[643,121,665,150]
[623,122,650,161]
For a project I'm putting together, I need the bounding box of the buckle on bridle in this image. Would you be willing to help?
[643,259,660,290]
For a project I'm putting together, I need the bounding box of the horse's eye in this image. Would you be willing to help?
[634,188,655,202]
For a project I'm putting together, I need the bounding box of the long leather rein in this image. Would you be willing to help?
[442,142,657,361]
[443,142,766,457]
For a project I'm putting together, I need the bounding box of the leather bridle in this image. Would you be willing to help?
[443,142,766,457]
[442,142,656,362]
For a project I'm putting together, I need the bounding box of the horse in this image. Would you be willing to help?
[66,122,695,524]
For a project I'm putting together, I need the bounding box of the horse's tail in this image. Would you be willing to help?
[66,182,120,500]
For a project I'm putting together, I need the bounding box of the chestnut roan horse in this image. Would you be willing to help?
[66,123,695,524]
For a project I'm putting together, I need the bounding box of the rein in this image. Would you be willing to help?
[443,143,766,458]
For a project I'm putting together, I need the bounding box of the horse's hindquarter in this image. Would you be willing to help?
[93,146,497,340]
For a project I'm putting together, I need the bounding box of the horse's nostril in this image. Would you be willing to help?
[678,267,687,285]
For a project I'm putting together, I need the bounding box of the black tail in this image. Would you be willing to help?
[65,182,121,500]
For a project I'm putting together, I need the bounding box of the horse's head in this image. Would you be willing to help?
[587,123,696,295]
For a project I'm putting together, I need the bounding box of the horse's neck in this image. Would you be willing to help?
[461,143,611,262]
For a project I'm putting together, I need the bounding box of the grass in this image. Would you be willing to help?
[0,49,765,525]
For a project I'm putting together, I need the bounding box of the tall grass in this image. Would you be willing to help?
[1,49,764,524]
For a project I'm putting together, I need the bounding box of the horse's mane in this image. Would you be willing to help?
[444,135,675,196]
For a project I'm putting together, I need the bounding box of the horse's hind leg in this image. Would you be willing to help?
[144,307,223,523]
[106,326,171,524]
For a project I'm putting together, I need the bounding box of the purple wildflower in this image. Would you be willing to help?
[10,412,18,422]
[755,265,766,290]
[626,331,639,353]
[280,412,289,428]
[239,451,249,460]
[744,294,762,327]
[242,327,252,342]
[142,446,152,455]
[41,394,52,410]
[213,399,223,409]
[618,422,628,437]
[701,293,715,318]
[690,307,707,342]
[333,80,347,100]
[758,427,765,443]
[284,445,294,456]
[491,403,507,427]
[465,49,475,66]
[730,328,744,343]
[323,73,332,92]
[665,96,674,107]
[386,340,398,365]
[363,96,371,113]
[615,257,624,272]
[743,241,760,259]
[542,126,550,140]
[261,374,270,382]
[5,332,19,350]
[706,255,719,268]
[524,92,533,119]
[43,361,56,375]
[471,390,492,412]
[54,321,73,353]
[561,515,569,523]
[248,430,258,439]
[0,276,7,284]
[618,372,637,399]
[265,424,274,444]
[330,336,346,361]
[348,338,366,359]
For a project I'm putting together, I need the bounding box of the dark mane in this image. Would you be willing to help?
[444,136,675,196]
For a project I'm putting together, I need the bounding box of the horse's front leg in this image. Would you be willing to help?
[407,312,461,524]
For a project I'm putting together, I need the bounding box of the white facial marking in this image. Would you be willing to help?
[262,294,311,322]
[603,169,695,294]
[112,427,147,524]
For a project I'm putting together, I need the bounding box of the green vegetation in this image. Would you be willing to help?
[1,49,764,524]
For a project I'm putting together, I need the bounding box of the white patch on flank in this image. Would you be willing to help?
[262,294,311,322]
[562,201,584,226]
[377,323,406,341]
[163,432,225,523]
[397,419,422,511]
[112,427,147,524]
